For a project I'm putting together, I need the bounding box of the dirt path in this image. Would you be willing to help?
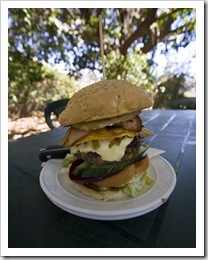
[8,113,60,141]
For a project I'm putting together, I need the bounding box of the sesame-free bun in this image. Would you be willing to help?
[58,80,153,128]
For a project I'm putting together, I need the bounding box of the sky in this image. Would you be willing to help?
[148,41,196,78]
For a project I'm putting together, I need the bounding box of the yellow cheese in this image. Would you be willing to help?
[76,127,136,145]
[70,136,134,162]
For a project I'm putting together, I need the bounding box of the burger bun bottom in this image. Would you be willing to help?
[73,183,129,201]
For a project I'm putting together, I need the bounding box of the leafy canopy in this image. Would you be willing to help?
[9,8,196,79]
[8,8,196,116]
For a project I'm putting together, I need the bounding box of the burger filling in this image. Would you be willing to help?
[72,136,141,165]
[61,115,154,197]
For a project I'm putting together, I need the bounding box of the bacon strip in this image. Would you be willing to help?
[60,116,152,147]
[115,115,142,132]
[60,127,93,147]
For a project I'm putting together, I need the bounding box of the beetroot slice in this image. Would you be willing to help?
[69,159,119,184]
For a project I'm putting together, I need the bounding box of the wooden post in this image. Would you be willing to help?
[99,15,106,80]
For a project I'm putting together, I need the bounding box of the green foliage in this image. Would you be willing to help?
[9,49,78,117]
[153,74,192,109]
[104,48,153,93]
[8,8,196,117]
[9,8,196,77]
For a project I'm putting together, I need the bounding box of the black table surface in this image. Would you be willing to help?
[8,109,196,249]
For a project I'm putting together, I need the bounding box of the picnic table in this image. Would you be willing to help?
[8,109,196,251]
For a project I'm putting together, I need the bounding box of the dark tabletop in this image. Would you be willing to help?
[8,109,196,248]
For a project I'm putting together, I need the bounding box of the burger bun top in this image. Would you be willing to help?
[58,80,153,128]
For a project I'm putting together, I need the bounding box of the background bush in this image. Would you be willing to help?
[9,50,79,118]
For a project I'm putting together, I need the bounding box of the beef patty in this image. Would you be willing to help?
[74,136,141,165]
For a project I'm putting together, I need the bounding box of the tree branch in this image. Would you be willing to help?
[141,23,191,53]
[160,14,174,39]
[120,8,158,55]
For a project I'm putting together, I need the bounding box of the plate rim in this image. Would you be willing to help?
[39,154,176,219]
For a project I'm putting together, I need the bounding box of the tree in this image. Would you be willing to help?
[8,8,196,117]
[8,48,78,117]
[153,74,185,108]
[9,8,196,79]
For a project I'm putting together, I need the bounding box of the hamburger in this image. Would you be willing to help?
[59,79,153,201]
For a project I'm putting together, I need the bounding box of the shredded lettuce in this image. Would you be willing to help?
[124,171,154,197]
[62,154,75,167]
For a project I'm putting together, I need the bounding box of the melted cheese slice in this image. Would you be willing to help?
[76,127,136,145]
[70,136,134,162]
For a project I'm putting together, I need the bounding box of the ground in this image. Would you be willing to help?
[8,112,60,141]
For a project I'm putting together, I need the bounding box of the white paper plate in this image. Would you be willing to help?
[39,149,176,220]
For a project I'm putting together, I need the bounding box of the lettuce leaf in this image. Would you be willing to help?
[62,154,75,168]
[123,171,154,197]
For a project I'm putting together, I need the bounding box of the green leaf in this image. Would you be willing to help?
[123,171,154,197]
